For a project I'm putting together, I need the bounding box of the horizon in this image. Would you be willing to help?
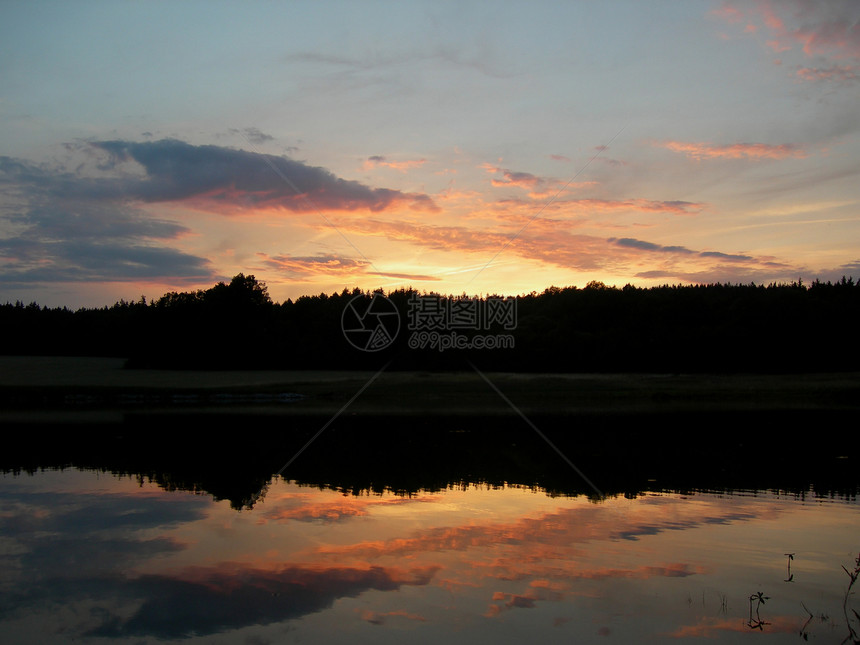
[2,1,859,309]
[4,272,855,312]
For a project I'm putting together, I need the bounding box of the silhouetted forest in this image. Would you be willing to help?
[2,274,860,372]
[3,411,857,508]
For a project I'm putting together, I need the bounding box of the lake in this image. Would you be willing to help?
[1,464,858,644]
[1,360,858,642]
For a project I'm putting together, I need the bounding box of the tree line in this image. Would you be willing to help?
[2,274,859,372]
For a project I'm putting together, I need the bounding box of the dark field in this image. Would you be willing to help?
[2,355,859,418]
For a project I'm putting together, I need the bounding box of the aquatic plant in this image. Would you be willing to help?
[842,552,860,644]
[785,552,795,582]
[748,591,771,630]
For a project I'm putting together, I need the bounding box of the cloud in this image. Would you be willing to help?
[326,211,734,277]
[363,155,427,172]
[557,198,701,215]
[330,217,618,272]
[9,202,190,241]
[0,152,217,285]
[611,238,696,254]
[633,265,801,285]
[714,1,860,83]
[94,564,437,638]
[665,615,800,638]
[310,498,768,564]
[699,250,754,262]
[610,237,792,282]
[229,127,276,144]
[1,563,438,640]
[257,253,372,278]
[259,493,440,523]
[0,488,207,582]
[482,165,698,212]
[658,141,807,160]
[490,169,547,191]
[0,242,215,285]
[90,139,439,213]
[0,200,213,285]
[359,609,427,625]
[0,139,441,285]
[256,253,441,282]
[482,165,576,199]
[807,259,860,283]
[0,485,441,640]
[796,65,858,82]
[485,563,701,616]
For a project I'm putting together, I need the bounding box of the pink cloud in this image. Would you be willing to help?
[710,4,744,24]
[797,64,857,82]
[715,1,860,72]
[659,140,807,160]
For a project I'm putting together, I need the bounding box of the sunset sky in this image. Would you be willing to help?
[1,0,859,308]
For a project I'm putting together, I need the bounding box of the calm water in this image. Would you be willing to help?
[1,468,858,644]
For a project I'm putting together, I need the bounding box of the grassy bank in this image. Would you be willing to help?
[1,356,860,421]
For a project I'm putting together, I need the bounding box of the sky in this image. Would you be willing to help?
[1,0,859,308]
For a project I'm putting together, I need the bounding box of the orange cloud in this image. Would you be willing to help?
[659,140,807,160]
[665,615,799,638]
[331,217,622,271]
[256,252,441,282]
[484,563,703,617]
[364,155,428,172]
[323,214,787,281]
[309,498,771,564]
[260,494,440,522]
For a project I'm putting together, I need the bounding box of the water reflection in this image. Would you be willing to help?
[1,467,858,644]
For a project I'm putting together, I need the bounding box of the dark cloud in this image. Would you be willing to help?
[0,234,213,285]
[0,484,438,639]
[0,194,213,282]
[699,250,754,262]
[90,139,439,212]
[0,148,214,284]
[612,237,758,262]
[634,266,804,284]
[2,564,438,640]
[88,564,438,639]
[611,237,810,284]
[11,202,189,241]
[0,488,206,581]
[237,127,275,144]
[0,138,439,285]
[808,259,860,283]
[610,237,695,254]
